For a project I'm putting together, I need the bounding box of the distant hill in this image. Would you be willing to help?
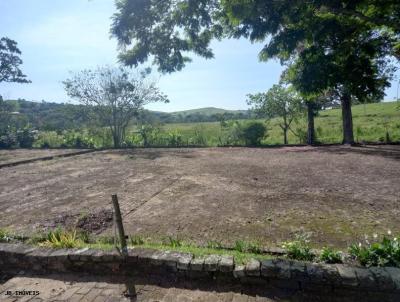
[169,107,249,117]
[3,99,254,130]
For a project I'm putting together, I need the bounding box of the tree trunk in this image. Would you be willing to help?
[283,128,288,145]
[341,93,354,145]
[307,102,315,145]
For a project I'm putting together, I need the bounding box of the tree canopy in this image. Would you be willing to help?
[63,66,168,147]
[0,37,30,84]
[111,0,399,144]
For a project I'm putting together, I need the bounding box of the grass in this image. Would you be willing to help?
[160,101,400,145]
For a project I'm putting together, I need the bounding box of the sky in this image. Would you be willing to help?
[0,0,399,112]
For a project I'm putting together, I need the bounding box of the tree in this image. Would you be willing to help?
[247,85,302,145]
[63,66,168,148]
[111,1,399,145]
[0,37,30,84]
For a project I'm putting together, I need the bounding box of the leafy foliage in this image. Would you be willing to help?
[40,229,83,249]
[247,85,302,144]
[63,66,168,147]
[240,121,266,146]
[319,247,343,264]
[0,37,30,84]
[349,235,400,267]
[282,233,315,261]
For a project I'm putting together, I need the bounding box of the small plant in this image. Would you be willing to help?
[349,232,400,267]
[207,240,223,249]
[234,240,247,253]
[0,228,13,242]
[130,235,145,245]
[241,122,267,146]
[282,233,315,261]
[247,242,263,254]
[166,236,182,248]
[40,229,83,249]
[319,247,342,264]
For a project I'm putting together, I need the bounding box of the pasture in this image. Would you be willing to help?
[1,146,399,249]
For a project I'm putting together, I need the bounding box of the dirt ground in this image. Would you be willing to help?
[0,145,399,249]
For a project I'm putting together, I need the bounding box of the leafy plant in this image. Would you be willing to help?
[349,234,400,267]
[234,240,247,253]
[130,235,145,245]
[241,122,267,146]
[319,247,342,264]
[0,229,13,242]
[206,240,223,249]
[40,229,83,249]
[166,236,182,248]
[282,233,315,261]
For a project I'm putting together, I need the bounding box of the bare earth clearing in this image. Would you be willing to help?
[0,146,399,248]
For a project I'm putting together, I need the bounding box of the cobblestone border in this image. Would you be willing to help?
[0,243,399,298]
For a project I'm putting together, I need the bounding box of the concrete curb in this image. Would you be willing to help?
[0,243,399,299]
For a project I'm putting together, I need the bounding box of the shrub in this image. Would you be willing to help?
[241,122,267,146]
[40,229,83,249]
[349,234,400,267]
[17,128,35,148]
[282,234,315,261]
[0,132,17,149]
[319,247,342,264]
[0,229,13,242]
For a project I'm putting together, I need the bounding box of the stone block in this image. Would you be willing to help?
[354,267,377,289]
[233,265,245,279]
[369,267,396,291]
[245,259,260,276]
[336,264,358,287]
[219,255,234,272]
[204,255,220,272]
[384,267,400,291]
[177,253,192,271]
[190,257,205,271]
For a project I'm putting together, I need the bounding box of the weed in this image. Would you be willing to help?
[166,236,183,248]
[319,247,342,264]
[206,240,223,249]
[234,240,247,253]
[282,233,315,261]
[130,235,145,245]
[349,233,400,267]
[40,229,83,249]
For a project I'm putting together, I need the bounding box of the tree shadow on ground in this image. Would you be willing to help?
[285,145,400,161]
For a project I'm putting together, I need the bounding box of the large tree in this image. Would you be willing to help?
[63,66,168,148]
[111,1,399,144]
[0,37,30,84]
[247,84,302,145]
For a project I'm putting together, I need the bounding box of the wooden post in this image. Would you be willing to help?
[111,194,128,256]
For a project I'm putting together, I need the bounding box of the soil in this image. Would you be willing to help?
[0,145,399,249]
[0,149,87,165]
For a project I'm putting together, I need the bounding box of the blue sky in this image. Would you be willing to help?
[0,0,399,112]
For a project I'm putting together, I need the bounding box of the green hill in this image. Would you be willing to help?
[169,107,249,117]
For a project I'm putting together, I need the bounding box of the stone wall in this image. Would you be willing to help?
[1,243,399,301]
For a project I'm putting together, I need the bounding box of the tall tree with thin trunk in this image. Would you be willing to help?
[63,66,168,148]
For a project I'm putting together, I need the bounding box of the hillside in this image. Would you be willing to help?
[3,99,253,130]
[169,107,249,117]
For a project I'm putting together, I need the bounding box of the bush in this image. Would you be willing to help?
[17,128,35,148]
[349,234,400,267]
[282,233,315,261]
[0,132,17,149]
[40,228,84,249]
[319,247,342,264]
[241,122,267,146]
